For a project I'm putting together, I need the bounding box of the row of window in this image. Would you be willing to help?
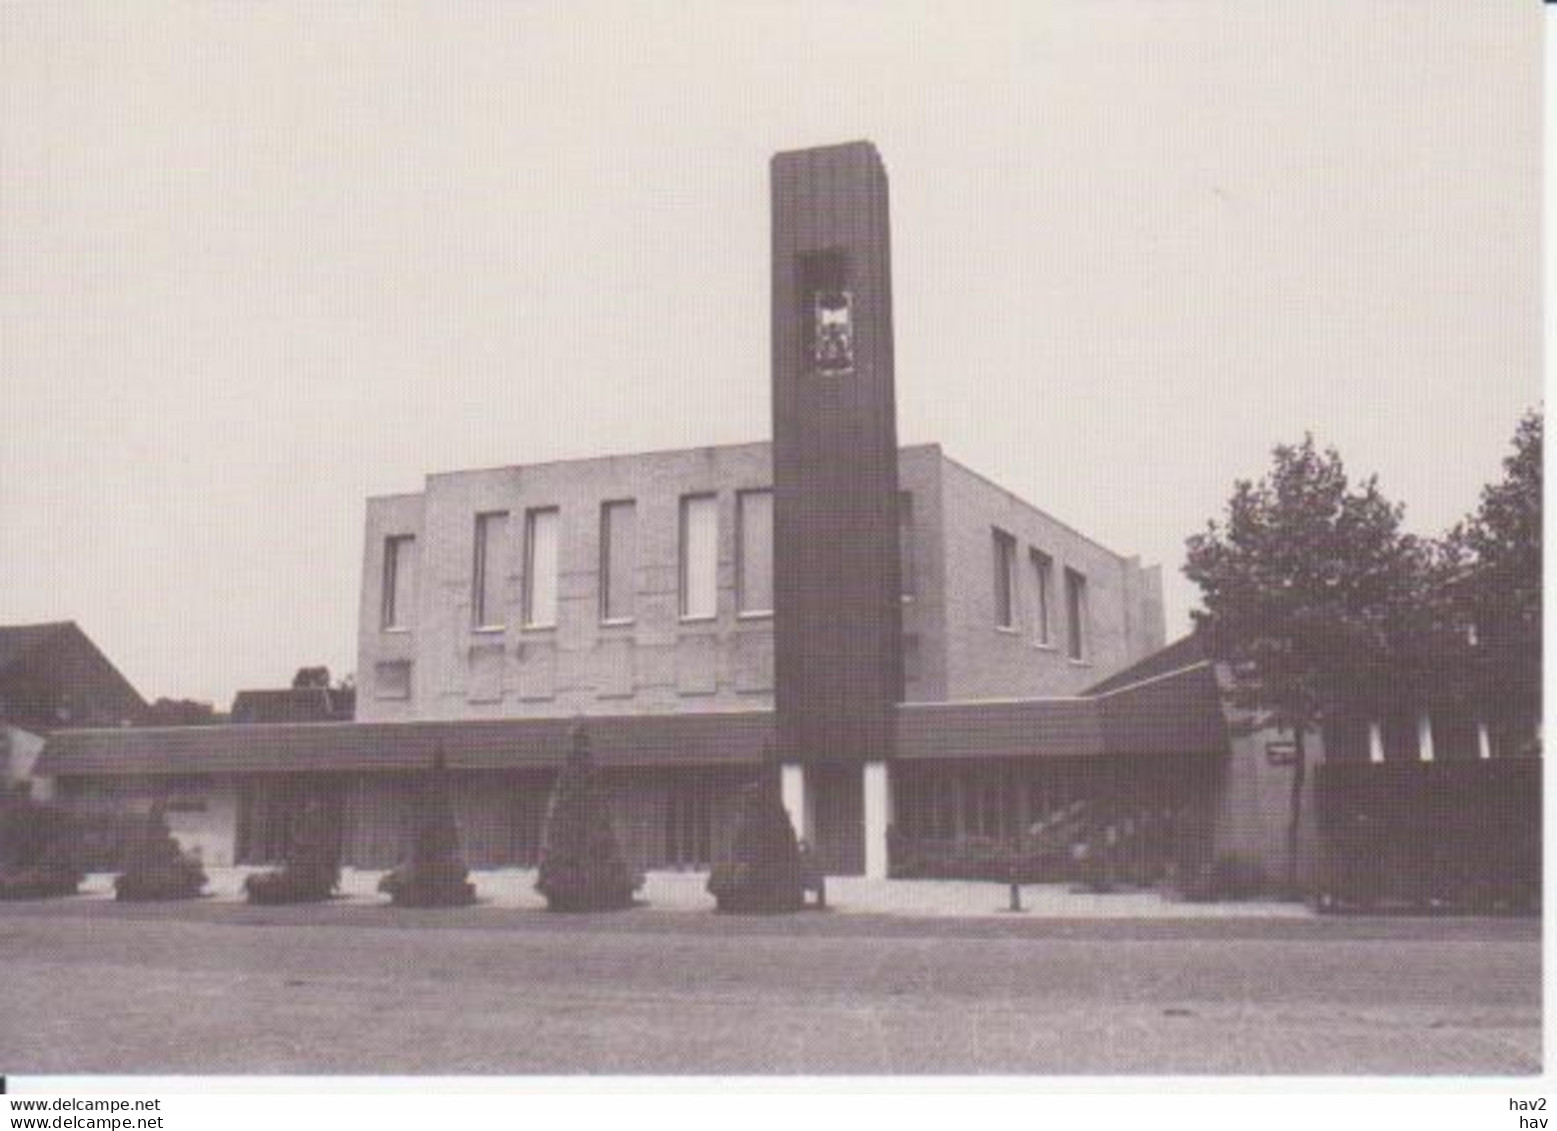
[381,491,795,632]
[992,528,1088,661]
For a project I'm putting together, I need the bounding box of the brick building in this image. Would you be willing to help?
[33,141,1534,900]
[354,442,1163,721]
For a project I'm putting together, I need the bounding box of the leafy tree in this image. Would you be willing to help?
[379,750,477,907]
[114,801,207,901]
[535,723,640,912]
[1184,435,1424,894]
[1444,408,1542,753]
[708,766,804,913]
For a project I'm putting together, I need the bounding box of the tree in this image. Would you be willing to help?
[379,750,477,907]
[243,797,341,905]
[707,766,804,913]
[1184,435,1424,895]
[535,723,641,912]
[1444,408,1542,752]
[114,801,207,901]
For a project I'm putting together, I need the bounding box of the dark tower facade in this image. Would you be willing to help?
[771,141,903,788]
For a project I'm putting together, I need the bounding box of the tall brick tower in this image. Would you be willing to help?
[771,141,902,875]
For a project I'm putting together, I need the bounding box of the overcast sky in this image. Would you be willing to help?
[0,2,1541,708]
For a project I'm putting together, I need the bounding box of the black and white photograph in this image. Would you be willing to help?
[0,0,1544,1113]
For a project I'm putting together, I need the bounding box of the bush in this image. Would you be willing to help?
[708,773,803,914]
[114,802,206,902]
[0,862,83,901]
[536,723,641,912]
[0,791,82,900]
[379,751,477,908]
[244,798,340,905]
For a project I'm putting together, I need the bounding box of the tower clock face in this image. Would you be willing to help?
[813,289,854,373]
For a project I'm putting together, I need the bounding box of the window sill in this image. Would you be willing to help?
[1032,642,1057,652]
[1067,657,1092,667]
[381,626,412,635]
[679,615,718,626]
[736,610,774,621]
[599,617,636,628]
[521,622,558,633]
[994,625,1020,636]
[471,625,506,635]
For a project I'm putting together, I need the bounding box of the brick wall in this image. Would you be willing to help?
[354,442,1162,720]
[936,454,1165,700]
[357,445,783,720]
[357,443,951,721]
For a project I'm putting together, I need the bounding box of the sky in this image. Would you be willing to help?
[0,1,1541,708]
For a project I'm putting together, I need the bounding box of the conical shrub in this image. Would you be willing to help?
[380,750,477,907]
[708,769,804,913]
[115,801,206,901]
[536,723,641,912]
[244,796,340,905]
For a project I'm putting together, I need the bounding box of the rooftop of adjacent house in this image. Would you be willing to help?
[0,622,78,674]
[229,687,355,725]
[0,621,147,731]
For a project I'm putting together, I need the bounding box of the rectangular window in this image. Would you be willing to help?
[992,528,1017,629]
[600,501,637,623]
[680,494,718,621]
[472,511,509,629]
[899,491,917,599]
[523,508,560,629]
[736,489,774,616]
[800,248,853,374]
[1031,549,1053,646]
[381,535,416,630]
[665,776,712,870]
[1064,567,1088,660]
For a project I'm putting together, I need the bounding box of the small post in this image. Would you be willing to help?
[1006,853,1024,913]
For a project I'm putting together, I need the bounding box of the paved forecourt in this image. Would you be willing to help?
[70,867,1312,919]
[0,888,1537,1076]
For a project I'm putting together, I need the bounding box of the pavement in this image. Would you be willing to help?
[73,866,1314,919]
[0,881,1539,1076]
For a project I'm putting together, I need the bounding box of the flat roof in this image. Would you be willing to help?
[38,664,1227,778]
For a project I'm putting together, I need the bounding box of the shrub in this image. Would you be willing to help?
[0,791,82,900]
[244,797,340,905]
[0,862,84,901]
[535,723,641,912]
[379,751,477,908]
[114,802,206,902]
[708,772,803,914]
